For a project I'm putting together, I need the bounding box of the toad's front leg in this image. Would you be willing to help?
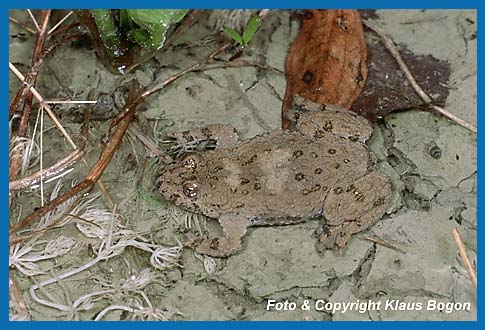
[196,215,252,257]
[164,125,239,161]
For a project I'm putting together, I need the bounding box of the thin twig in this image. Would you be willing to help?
[202,59,284,74]
[8,26,113,202]
[42,100,97,105]
[9,32,84,119]
[363,19,477,133]
[9,63,77,146]
[10,82,143,234]
[10,150,84,190]
[47,11,74,35]
[428,104,476,133]
[10,196,83,245]
[27,9,41,32]
[9,16,36,35]
[9,62,114,208]
[48,22,81,38]
[10,109,90,191]
[400,16,447,25]
[22,102,41,175]
[39,103,44,205]
[359,234,407,253]
[9,11,51,182]
[451,228,477,289]
[10,179,91,235]
[11,41,269,234]
[141,43,232,99]
[9,276,30,320]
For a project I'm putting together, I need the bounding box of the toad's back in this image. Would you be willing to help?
[162,129,371,222]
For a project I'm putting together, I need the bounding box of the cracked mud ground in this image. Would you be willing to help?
[9,10,476,320]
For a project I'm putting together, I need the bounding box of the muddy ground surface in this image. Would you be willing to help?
[9,10,476,320]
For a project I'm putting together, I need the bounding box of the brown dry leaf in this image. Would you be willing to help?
[282,10,367,129]
[350,35,450,122]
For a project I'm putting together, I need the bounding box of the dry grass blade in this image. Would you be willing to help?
[47,11,74,35]
[359,234,406,253]
[9,276,30,320]
[9,16,36,35]
[9,62,114,208]
[10,40,236,236]
[9,11,51,182]
[42,100,97,104]
[451,228,477,289]
[128,125,165,158]
[9,63,70,139]
[10,108,90,191]
[9,31,83,119]
[9,81,143,234]
[8,11,114,210]
[141,42,232,99]
[27,9,41,32]
[9,149,84,191]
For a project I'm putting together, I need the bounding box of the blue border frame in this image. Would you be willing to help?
[3,1,481,9]
[4,0,481,327]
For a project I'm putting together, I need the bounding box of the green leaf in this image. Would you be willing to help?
[127,29,151,48]
[90,10,123,56]
[119,10,132,30]
[242,16,260,45]
[124,9,188,50]
[224,26,243,45]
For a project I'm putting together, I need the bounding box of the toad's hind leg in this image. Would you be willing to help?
[318,172,392,253]
[196,215,251,257]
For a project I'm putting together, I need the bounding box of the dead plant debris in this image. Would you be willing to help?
[282,9,368,129]
[351,31,450,122]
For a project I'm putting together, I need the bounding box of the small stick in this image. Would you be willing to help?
[9,32,84,119]
[39,102,44,205]
[359,234,406,253]
[400,16,447,25]
[47,10,74,35]
[141,43,232,99]
[10,196,83,245]
[41,100,97,105]
[451,228,477,289]
[10,82,143,234]
[9,276,30,320]
[10,180,92,235]
[428,104,476,133]
[9,16,36,35]
[9,62,79,149]
[202,60,284,74]
[363,19,477,134]
[10,41,268,233]
[48,22,81,38]
[27,9,41,32]
[9,62,114,208]
[9,108,90,191]
[9,11,52,182]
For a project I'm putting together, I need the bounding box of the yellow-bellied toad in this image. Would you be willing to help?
[158,103,391,257]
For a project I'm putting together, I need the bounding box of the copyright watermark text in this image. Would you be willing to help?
[266,299,471,314]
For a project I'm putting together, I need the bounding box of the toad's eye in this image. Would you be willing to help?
[182,181,198,198]
[182,156,197,170]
